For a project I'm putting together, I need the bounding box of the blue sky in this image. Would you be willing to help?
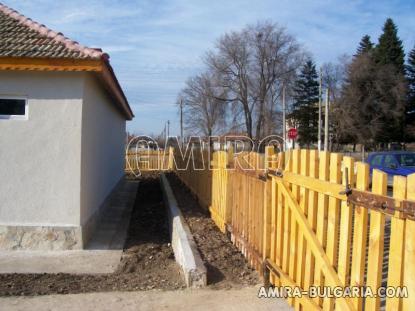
[4,0,415,136]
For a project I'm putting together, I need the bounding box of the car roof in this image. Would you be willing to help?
[368,151,415,156]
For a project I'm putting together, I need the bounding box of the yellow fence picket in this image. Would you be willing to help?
[403,174,415,311]
[314,151,329,307]
[288,149,300,307]
[386,176,406,311]
[365,169,387,311]
[303,150,319,292]
[269,176,278,285]
[323,153,342,311]
[350,162,369,311]
[283,149,293,283]
[338,156,355,287]
[295,150,310,310]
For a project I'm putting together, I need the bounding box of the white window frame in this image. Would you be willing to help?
[0,96,28,120]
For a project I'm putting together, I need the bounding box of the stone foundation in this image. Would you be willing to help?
[0,225,83,250]
[0,177,136,251]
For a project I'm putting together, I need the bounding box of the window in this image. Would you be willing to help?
[0,97,28,120]
[371,155,383,166]
[384,155,398,168]
[397,154,415,167]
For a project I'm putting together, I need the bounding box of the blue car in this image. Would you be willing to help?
[367,152,415,185]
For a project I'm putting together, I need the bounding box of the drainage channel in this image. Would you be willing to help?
[164,173,259,289]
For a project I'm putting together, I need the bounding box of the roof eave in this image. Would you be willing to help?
[0,56,134,120]
[101,60,134,120]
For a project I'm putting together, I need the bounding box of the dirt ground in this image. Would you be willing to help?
[166,173,259,289]
[0,174,185,296]
[0,172,259,296]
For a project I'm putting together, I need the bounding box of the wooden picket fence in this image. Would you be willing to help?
[173,148,212,209]
[125,148,173,172]
[173,147,415,311]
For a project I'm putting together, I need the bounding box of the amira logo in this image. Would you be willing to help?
[125,135,290,176]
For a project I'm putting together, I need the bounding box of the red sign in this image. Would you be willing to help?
[288,128,298,140]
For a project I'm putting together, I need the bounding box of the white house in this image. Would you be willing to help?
[0,4,134,250]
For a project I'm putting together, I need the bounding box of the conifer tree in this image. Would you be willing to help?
[291,59,319,146]
[407,47,415,108]
[355,35,373,56]
[375,18,405,73]
[405,46,415,139]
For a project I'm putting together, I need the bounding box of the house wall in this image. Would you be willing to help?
[0,71,127,250]
[0,71,84,249]
[80,73,126,243]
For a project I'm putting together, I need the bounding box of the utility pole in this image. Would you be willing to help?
[164,123,167,145]
[282,84,286,151]
[167,120,170,145]
[180,99,184,148]
[318,67,322,151]
[324,88,329,152]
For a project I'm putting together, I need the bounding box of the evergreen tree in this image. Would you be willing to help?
[355,35,374,56]
[407,47,415,108]
[405,46,415,139]
[291,59,319,146]
[339,54,406,147]
[375,18,405,73]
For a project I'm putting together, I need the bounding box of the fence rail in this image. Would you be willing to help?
[125,148,173,172]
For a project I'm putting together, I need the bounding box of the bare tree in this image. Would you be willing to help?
[205,21,304,144]
[248,22,304,142]
[321,54,350,103]
[205,30,253,137]
[321,55,351,148]
[179,71,227,137]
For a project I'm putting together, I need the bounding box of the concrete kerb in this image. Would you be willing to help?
[159,173,207,288]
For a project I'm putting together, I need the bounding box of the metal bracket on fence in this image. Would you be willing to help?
[259,169,272,181]
[339,167,352,196]
[258,173,268,182]
[338,167,415,220]
[267,169,283,178]
[346,189,415,220]
[402,200,415,220]
[347,190,399,217]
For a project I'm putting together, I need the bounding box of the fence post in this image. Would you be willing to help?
[168,147,174,170]
[264,146,276,170]
[263,165,273,262]
[263,146,274,266]
[403,174,415,311]
[222,151,230,226]
[386,176,406,311]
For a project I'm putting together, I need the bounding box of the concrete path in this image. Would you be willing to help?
[0,250,122,274]
[0,286,291,311]
[0,178,139,274]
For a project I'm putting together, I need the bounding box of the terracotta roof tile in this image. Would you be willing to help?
[0,3,134,120]
[0,3,107,60]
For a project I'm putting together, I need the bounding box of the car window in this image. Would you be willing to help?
[384,155,398,167]
[371,155,383,166]
[397,154,415,167]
